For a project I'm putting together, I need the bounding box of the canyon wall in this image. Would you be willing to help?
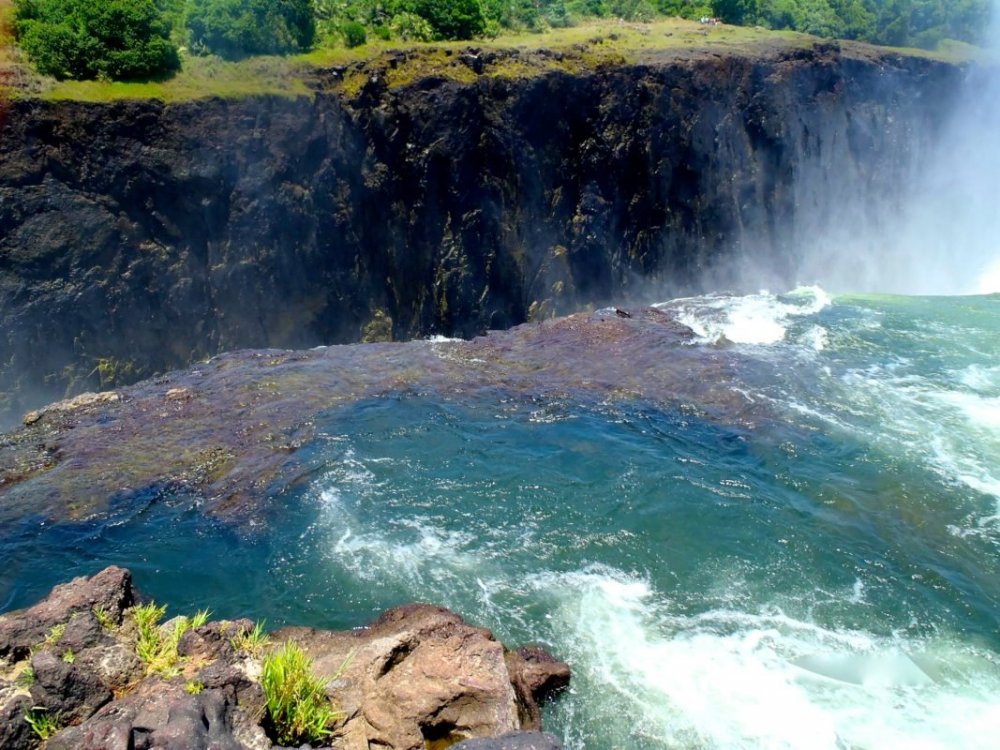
[0,44,962,426]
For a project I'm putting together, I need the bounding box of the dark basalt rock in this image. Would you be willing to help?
[0,566,134,662]
[28,650,113,724]
[0,686,34,750]
[0,46,964,428]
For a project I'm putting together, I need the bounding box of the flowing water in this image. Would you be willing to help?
[3,286,999,749]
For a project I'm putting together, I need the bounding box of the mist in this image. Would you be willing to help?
[794,1,1000,296]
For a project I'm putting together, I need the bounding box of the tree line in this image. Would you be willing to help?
[10,0,993,82]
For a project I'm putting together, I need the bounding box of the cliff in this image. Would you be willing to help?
[0,39,963,427]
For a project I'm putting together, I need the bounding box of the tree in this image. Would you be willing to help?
[187,0,317,59]
[711,0,759,24]
[14,0,180,80]
[393,0,486,40]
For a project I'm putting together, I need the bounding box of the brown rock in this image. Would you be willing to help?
[276,604,569,750]
[0,566,134,662]
[505,646,571,729]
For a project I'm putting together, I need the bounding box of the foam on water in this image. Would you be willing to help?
[525,568,1000,750]
[308,484,1000,750]
[302,439,1000,750]
[656,287,831,346]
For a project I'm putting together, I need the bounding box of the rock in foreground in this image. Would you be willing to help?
[0,567,569,750]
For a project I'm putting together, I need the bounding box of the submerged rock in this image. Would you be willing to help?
[0,567,570,750]
[0,305,764,526]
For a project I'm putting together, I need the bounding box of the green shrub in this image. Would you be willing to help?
[395,0,486,40]
[389,11,434,41]
[188,0,316,60]
[341,20,367,47]
[262,642,338,746]
[13,0,180,81]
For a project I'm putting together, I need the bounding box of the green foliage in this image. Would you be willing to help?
[262,642,339,746]
[16,666,35,688]
[41,622,66,648]
[131,601,204,677]
[728,0,991,48]
[186,679,205,694]
[13,0,181,80]
[231,620,271,658]
[656,0,713,19]
[341,19,368,46]
[394,0,486,39]
[389,11,434,41]
[25,707,60,741]
[61,648,75,664]
[187,0,317,59]
[92,606,117,631]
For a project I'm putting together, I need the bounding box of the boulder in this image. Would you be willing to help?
[0,566,134,662]
[46,679,269,750]
[1,569,570,750]
[0,683,34,750]
[276,603,570,750]
[29,649,113,723]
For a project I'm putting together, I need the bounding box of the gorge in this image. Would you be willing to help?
[0,34,965,427]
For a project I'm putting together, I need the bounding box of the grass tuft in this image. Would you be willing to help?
[262,641,340,746]
[24,707,60,740]
[130,601,206,677]
[93,605,117,631]
[231,620,270,658]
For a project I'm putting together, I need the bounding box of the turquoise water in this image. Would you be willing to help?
[2,289,999,748]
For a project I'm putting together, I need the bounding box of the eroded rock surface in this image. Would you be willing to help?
[0,568,569,750]
[277,604,568,750]
[0,44,963,426]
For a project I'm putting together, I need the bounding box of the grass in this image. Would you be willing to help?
[1,14,981,104]
[231,620,270,658]
[16,666,34,688]
[93,606,117,631]
[131,602,211,677]
[261,642,340,746]
[34,623,65,652]
[24,707,60,741]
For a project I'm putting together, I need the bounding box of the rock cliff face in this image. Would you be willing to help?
[0,43,962,426]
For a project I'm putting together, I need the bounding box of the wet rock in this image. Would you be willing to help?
[452,731,565,750]
[278,604,570,750]
[0,566,134,661]
[505,646,572,729]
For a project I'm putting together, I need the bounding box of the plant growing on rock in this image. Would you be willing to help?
[24,707,60,740]
[231,620,271,658]
[262,641,340,745]
[131,602,210,677]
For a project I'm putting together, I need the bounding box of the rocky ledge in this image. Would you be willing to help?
[0,567,569,750]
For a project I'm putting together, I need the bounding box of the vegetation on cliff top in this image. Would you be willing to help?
[0,0,990,101]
